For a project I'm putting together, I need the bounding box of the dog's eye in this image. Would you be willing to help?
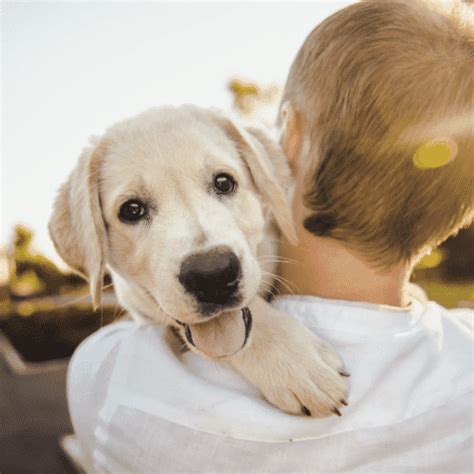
[119,199,148,223]
[214,173,237,195]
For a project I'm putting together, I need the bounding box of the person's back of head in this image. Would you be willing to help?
[282,0,473,268]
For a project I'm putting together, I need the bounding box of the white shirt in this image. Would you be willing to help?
[68,296,473,473]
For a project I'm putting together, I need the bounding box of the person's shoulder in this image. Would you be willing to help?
[430,301,473,370]
[424,300,473,337]
[66,320,148,462]
[440,303,473,330]
[77,319,138,346]
[67,320,140,402]
[67,320,355,443]
[67,321,172,421]
[416,301,473,397]
[68,320,141,380]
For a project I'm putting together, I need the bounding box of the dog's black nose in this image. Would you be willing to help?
[178,247,241,310]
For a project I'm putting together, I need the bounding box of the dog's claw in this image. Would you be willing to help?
[301,406,312,416]
[332,407,342,417]
[339,369,351,377]
[340,399,348,406]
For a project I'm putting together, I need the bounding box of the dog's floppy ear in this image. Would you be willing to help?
[49,141,107,309]
[215,115,298,245]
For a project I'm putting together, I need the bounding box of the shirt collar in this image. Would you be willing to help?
[273,294,425,335]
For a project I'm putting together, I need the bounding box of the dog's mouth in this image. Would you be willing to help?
[172,293,244,325]
[177,306,253,358]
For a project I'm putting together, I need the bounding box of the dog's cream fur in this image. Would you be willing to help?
[49,106,348,417]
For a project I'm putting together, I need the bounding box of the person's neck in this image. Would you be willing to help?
[278,233,412,308]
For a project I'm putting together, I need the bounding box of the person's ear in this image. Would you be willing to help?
[213,113,298,245]
[48,140,108,309]
[279,101,305,174]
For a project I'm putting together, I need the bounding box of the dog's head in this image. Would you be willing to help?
[49,106,296,323]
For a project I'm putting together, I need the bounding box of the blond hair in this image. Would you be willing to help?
[282,0,473,267]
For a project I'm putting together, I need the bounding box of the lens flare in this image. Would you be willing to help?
[413,140,457,169]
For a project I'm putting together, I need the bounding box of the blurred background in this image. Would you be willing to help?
[1,1,472,472]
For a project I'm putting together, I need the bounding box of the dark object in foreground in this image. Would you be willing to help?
[440,226,474,281]
[0,341,75,473]
[0,304,119,363]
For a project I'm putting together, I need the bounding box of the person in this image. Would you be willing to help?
[67,0,473,471]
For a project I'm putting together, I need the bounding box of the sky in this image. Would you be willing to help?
[2,1,355,264]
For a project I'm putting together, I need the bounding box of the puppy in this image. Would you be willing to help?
[49,105,348,417]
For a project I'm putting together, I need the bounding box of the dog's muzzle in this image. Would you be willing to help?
[178,246,242,315]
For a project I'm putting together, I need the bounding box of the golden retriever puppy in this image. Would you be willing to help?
[49,105,348,417]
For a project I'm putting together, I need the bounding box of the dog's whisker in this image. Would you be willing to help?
[258,259,297,267]
[261,278,284,297]
[112,307,128,324]
[257,256,298,265]
[271,272,298,289]
[258,260,294,265]
[261,270,297,296]
[274,280,296,296]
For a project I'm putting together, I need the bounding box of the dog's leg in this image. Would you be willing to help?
[178,296,349,417]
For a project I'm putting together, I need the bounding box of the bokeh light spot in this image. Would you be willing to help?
[413,140,456,169]
[416,249,444,270]
[17,301,35,317]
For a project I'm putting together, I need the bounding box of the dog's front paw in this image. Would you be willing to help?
[229,298,349,417]
[255,334,349,418]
